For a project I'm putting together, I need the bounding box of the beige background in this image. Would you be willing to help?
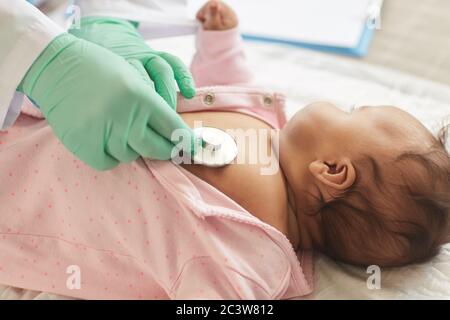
[361,0,450,86]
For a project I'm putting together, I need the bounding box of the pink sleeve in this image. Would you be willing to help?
[190,27,254,87]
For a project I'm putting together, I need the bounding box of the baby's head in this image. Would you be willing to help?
[280,102,450,267]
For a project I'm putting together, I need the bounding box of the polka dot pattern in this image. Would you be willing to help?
[0,86,313,299]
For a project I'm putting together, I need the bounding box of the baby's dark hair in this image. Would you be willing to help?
[317,125,450,267]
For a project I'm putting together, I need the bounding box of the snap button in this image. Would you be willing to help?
[263,95,273,107]
[203,93,215,105]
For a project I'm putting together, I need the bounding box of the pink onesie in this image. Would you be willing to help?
[0,28,313,299]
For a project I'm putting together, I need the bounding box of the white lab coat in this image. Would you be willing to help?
[0,0,197,130]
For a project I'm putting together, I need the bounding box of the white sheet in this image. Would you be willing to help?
[2,36,449,299]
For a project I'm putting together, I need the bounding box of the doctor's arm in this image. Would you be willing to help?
[0,0,63,129]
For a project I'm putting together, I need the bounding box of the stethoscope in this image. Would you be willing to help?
[191,127,238,167]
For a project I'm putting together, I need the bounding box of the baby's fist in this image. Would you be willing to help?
[196,0,238,31]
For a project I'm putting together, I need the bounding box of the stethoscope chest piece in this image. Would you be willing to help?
[192,127,238,167]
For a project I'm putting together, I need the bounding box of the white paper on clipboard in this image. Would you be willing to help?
[187,0,383,48]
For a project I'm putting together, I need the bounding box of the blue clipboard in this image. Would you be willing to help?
[242,25,375,58]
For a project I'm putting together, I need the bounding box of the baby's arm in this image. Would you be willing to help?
[190,1,253,87]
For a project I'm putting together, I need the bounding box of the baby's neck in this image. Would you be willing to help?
[278,135,315,251]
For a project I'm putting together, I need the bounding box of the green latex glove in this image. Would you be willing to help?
[17,33,194,171]
[70,17,196,109]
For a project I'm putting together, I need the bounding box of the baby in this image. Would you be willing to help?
[186,0,450,268]
[0,0,449,300]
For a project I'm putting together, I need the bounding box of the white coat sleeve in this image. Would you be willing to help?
[0,0,64,129]
[74,0,199,39]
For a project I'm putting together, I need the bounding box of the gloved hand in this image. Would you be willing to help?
[70,17,196,109]
[18,33,194,170]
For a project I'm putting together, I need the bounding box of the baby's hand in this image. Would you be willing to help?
[196,0,238,31]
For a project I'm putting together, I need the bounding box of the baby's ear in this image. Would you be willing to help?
[309,158,356,198]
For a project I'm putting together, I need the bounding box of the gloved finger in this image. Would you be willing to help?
[58,127,120,171]
[85,154,120,171]
[158,52,196,99]
[145,92,193,141]
[144,56,177,110]
[127,58,153,88]
[104,122,140,164]
[128,124,174,160]
[138,88,196,154]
